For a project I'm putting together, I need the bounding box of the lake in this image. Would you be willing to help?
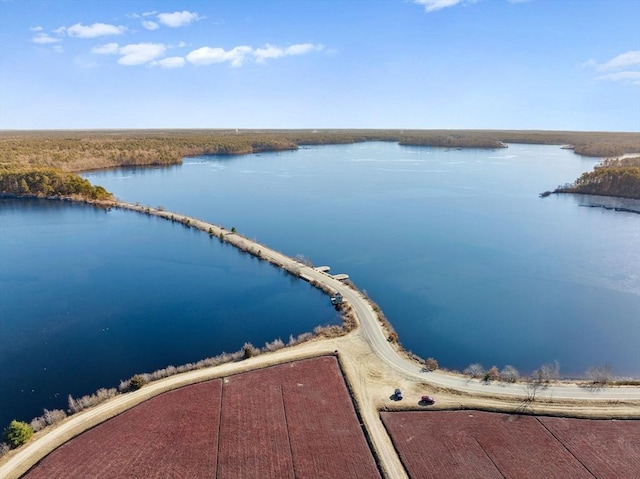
[1,141,639,425]
[0,199,338,426]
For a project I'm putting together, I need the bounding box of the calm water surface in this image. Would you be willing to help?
[0,199,338,426]
[2,142,639,425]
[84,142,640,377]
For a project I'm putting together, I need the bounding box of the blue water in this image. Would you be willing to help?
[0,199,338,426]
[2,142,639,426]
[83,142,640,378]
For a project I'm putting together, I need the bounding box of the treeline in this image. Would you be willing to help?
[2,129,639,173]
[556,166,640,199]
[0,165,112,200]
[553,156,640,199]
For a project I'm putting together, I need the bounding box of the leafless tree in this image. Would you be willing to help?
[464,363,485,378]
[500,365,520,383]
[586,364,614,386]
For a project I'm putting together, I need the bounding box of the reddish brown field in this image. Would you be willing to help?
[218,356,381,478]
[24,380,222,478]
[23,356,380,479]
[538,416,640,479]
[381,410,639,479]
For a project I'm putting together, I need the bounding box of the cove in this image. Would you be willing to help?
[0,199,338,426]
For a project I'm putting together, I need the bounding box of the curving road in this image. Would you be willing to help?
[126,202,640,402]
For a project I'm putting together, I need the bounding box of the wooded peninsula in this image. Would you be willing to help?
[1,129,639,199]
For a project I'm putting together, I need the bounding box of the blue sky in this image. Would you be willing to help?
[0,0,638,131]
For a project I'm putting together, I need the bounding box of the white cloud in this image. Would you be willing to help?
[187,43,324,67]
[65,22,126,38]
[153,56,186,69]
[117,43,166,65]
[91,42,119,55]
[142,20,159,30]
[585,51,640,85]
[588,51,640,72]
[187,46,252,67]
[254,43,324,63]
[52,45,64,54]
[415,0,462,12]
[157,10,202,28]
[30,26,43,32]
[32,32,60,44]
[597,71,640,85]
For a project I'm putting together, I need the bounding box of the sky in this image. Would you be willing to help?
[0,0,639,131]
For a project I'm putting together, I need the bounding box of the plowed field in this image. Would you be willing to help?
[23,356,380,478]
[381,410,639,479]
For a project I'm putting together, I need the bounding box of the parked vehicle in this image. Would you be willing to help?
[394,388,403,400]
[420,395,436,405]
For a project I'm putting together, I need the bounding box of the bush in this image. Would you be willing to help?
[129,374,148,391]
[586,364,614,385]
[483,366,500,382]
[243,342,257,359]
[533,360,560,383]
[3,420,34,448]
[464,363,485,378]
[424,357,439,371]
[0,441,10,458]
[500,365,520,383]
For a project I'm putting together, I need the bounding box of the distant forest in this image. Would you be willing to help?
[0,129,639,199]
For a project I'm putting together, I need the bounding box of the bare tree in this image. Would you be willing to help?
[500,365,520,383]
[586,364,614,386]
[533,360,560,384]
[424,357,439,372]
[464,363,485,378]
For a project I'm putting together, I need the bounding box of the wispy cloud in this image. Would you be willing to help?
[414,0,462,13]
[64,22,126,38]
[32,32,60,44]
[92,42,166,65]
[596,71,640,84]
[157,11,202,28]
[152,56,186,69]
[118,43,166,65]
[585,51,640,71]
[186,46,252,67]
[585,51,640,85]
[186,43,324,67]
[142,20,159,30]
[254,43,324,62]
[91,42,120,55]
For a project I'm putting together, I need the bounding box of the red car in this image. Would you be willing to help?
[420,395,436,405]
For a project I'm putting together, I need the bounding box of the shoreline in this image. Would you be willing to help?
[1,197,639,479]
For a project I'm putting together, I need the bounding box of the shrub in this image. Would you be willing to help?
[129,374,148,391]
[500,365,520,383]
[586,364,614,385]
[424,357,439,371]
[0,442,10,458]
[464,363,485,378]
[533,360,560,383]
[243,342,257,359]
[483,366,500,382]
[4,420,34,448]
